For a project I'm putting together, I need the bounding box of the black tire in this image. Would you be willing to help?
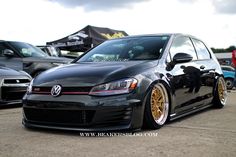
[143,83,169,129]
[225,78,234,90]
[213,77,227,108]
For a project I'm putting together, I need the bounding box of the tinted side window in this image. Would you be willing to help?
[192,39,211,60]
[170,36,197,60]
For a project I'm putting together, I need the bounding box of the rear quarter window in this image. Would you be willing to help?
[192,38,211,60]
[170,36,197,60]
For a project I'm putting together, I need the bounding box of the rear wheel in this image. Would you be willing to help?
[225,78,234,90]
[143,83,169,129]
[213,77,227,108]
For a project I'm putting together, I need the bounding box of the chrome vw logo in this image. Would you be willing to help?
[51,85,62,97]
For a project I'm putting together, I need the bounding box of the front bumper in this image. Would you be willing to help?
[22,94,144,131]
[0,76,30,106]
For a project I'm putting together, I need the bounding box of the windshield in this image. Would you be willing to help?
[78,36,170,62]
[10,42,49,57]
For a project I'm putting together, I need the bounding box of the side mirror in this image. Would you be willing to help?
[166,53,193,71]
[173,53,193,64]
[3,49,14,57]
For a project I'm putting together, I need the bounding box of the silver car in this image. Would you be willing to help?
[0,66,31,105]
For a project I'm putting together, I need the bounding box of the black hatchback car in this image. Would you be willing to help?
[0,40,70,77]
[22,34,227,131]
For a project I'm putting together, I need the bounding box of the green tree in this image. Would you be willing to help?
[211,45,236,53]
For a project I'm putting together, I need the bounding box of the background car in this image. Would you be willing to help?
[0,40,71,77]
[221,65,235,89]
[22,34,227,131]
[37,45,62,57]
[0,66,31,105]
[37,45,83,59]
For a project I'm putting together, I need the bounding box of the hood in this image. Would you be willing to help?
[33,61,158,86]
[23,56,72,64]
[0,66,27,76]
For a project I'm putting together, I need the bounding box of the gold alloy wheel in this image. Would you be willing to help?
[218,78,227,105]
[150,84,169,125]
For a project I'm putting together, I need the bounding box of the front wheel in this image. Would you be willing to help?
[143,83,169,129]
[213,77,227,108]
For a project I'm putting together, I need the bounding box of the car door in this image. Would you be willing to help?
[191,38,215,105]
[168,35,203,114]
[0,42,23,71]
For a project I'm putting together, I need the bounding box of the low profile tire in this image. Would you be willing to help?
[225,78,234,90]
[143,83,169,129]
[213,77,227,108]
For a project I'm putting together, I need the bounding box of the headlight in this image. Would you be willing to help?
[89,78,138,96]
[27,79,34,94]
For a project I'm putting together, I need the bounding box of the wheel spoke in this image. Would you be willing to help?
[150,85,168,123]
[218,78,227,104]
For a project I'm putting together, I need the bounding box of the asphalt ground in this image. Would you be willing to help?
[0,92,236,157]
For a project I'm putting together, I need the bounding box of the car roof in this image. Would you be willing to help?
[113,33,199,40]
[0,40,29,43]
[0,34,199,43]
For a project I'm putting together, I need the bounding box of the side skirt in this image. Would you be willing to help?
[169,103,213,121]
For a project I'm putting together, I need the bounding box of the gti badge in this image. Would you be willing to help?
[51,85,62,97]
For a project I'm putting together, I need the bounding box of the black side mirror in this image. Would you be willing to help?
[173,53,193,64]
[3,49,14,57]
[166,53,193,71]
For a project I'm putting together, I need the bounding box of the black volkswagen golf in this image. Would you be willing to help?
[22,34,227,131]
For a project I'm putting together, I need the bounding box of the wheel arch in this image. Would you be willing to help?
[213,74,225,97]
[142,79,173,121]
[224,77,234,80]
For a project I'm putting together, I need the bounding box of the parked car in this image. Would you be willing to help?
[22,34,227,131]
[60,51,84,59]
[37,45,62,57]
[221,65,235,89]
[0,40,71,77]
[38,45,83,59]
[0,66,31,105]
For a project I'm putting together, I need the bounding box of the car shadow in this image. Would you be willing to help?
[22,126,139,137]
[0,104,22,110]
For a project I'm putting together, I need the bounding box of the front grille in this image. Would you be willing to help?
[32,86,93,95]
[93,107,132,127]
[4,79,30,84]
[1,78,30,101]
[26,101,84,108]
[24,105,132,128]
[24,108,95,125]
[1,87,27,101]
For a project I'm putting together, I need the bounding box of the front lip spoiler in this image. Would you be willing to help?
[22,119,133,132]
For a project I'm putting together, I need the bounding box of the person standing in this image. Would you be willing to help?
[232,50,236,89]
